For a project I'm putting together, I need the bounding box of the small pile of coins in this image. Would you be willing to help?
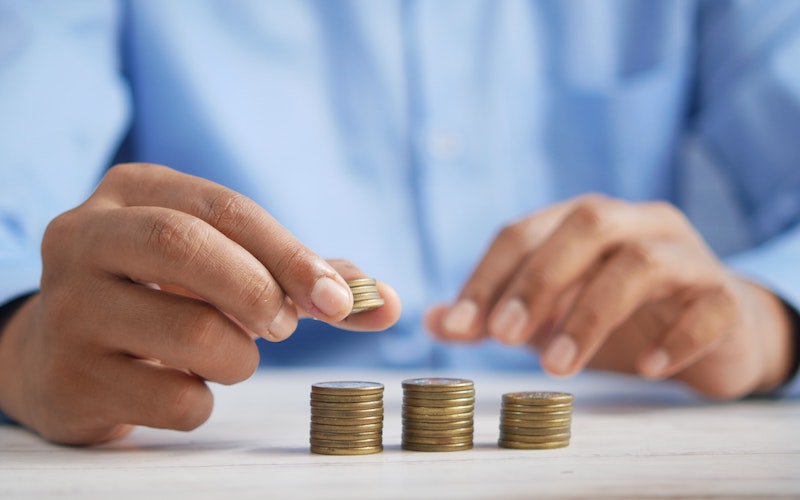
[498,391,573,449]
[347,278,385,314]
[309,381,384,455]
[401,378,475,452]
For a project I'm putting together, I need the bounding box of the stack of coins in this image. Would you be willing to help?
[347,278,385,314]
[401,378,475,452]
[498,391,574,449]
[309,381,384,455]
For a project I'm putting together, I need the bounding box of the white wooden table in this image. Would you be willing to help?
[1,369,798,499]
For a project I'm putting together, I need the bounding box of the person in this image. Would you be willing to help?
[0,1,798,445]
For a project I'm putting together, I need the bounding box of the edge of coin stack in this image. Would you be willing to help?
[402,378,475,452]
[498,391,574,450]
[310,381,384,455]
[347,278,385,314]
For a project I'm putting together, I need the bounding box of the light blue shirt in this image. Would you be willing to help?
[1,1,799,394]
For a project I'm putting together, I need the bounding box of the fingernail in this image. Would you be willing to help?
[640,348,670,379]
[442,299,478,337]
[490,298,529,344]
[311,276,351,317]
[543,334,577,374]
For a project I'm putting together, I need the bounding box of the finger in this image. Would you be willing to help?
[97,163,353,322]
[488,197,686,346]
[85,205,290,340]
[104,356,215,432]
[302,260,402,332]
[435,198,580,340]
[637,288,736,380]
[540,240,720,377]
[97,280,262,384]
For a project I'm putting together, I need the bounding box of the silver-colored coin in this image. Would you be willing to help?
[311,381,384,396]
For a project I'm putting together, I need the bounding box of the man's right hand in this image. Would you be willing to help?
[0,163,401,445]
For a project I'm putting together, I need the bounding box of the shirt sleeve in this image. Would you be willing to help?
[0,0,129,307]
[691,0,800,393]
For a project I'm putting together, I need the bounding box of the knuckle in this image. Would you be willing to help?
[144,212,206,267]
[618,241,657,271]
[271,245,310,283]
[204,192,257,236]
[184,307,223,354]
[566,198,609,234]
[495,222,530,249]
[239,274,282,318]
[519,266,556,295]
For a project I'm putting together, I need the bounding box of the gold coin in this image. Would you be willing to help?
[403,396,475,407]
[351,292,383,301]
[310,399,383,410]
[310,437,383,448]
[501,403,572,413]
[402,426,473,438]
[502,391,574,405]
[346,278,377,288]
[310,430,383,441]
[402,411,474,422]
[402,404,473,416]
[402,378,474,392]
[500,412,572,422]
[498,439,570,450]
[310,393,384,403]
[310,445,383,455]
[350,298,386,314]
[311,407,384,418]
[499,425,570,436]
[311,381,384,396]
[500,418,571,429]
[402,435,474,446]
[402,442,473,452]
[311,415,384,426]
[348,284,379,293]
[401,419,474,431]
[311,422,383,433]
[498,432,571,443]
[401,389,476,400]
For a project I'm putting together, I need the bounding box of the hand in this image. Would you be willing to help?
[0,163,401,445]
[426,195,794,399]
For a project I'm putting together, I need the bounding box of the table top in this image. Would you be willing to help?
[1,368,798,499]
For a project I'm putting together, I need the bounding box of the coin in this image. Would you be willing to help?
[311,422,384,434]
[310,445,383,456]
[402,419,474,431]
[499,417,571,428]
[401,411,474,422]
[403,397,475,407]
[310,399,384,410]
[402,442,473,452]
[310,393,384,403]
[401,435,474,445]
[498,432,571,443]
[310,437,383,448]
[402,389,476,400]
[499,424,571,436]
[502,391,574,405]
[310,430,383,441]
[401,404,474,416]
[501,403,572,413]
[402,378,474,391]
[498,439,570,450]
[311,415,384,426]
[311,381,384,396]
[350,298,385,314]
[346,278,377,287]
